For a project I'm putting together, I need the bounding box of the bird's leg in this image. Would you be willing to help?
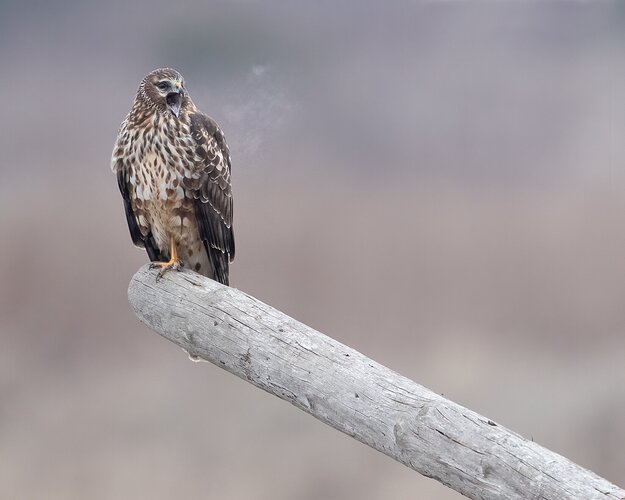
[149,236,183,281]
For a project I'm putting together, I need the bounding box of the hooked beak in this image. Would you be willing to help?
[166,86,182,118]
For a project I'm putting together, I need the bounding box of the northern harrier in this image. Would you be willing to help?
[112,68,234,284]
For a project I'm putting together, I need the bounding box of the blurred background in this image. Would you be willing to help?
[1,0,625,498]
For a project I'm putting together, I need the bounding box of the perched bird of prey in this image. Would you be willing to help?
[112,68,234,284]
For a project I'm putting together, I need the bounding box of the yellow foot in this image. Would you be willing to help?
[150,258,183,282]
[150,236,183,282]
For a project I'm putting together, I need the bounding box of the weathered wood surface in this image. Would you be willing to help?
[128,265,625,500]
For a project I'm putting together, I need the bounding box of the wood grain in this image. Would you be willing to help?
[128,265,625,499]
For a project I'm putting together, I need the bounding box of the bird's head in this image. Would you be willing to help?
[139,68,188,118]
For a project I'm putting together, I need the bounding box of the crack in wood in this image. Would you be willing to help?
[128,265,625,500]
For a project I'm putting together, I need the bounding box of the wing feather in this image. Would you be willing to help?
[115,162,163,262]
[188,112,235,285]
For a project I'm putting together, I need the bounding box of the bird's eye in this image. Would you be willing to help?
[156,81,169,91]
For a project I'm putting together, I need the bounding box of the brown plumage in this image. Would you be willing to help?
[112,68,234,284]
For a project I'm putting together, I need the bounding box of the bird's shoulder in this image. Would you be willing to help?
[187,111,232,174]
[111,115,132,173]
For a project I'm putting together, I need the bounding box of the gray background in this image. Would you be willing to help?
[1,1,625,498]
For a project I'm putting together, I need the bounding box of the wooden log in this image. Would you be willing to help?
[127,265,625,499]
